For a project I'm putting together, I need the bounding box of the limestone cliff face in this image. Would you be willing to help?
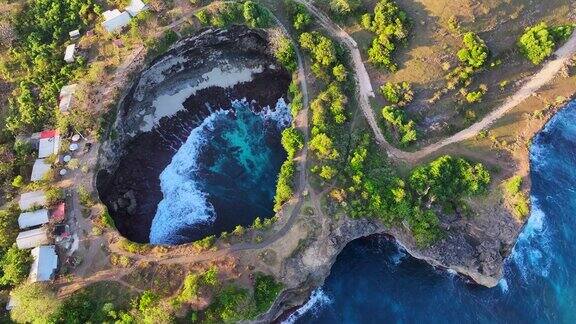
[254,199,518,322]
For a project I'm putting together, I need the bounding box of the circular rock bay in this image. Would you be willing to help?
[96,26,291,245]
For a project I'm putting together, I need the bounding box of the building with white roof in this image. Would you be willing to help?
[69,29,80,40]
[29,245,58,282]
[126,0,148,16]
[64,44,76,63]
[16,227,50,249]
[18,209,49,229]
[19,191,47,210]
[59,84,77,114]
[102,9,131,33]
[38,130,60,158]
[30,159,51,182]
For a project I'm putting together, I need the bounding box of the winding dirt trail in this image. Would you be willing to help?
[296,0,576,163]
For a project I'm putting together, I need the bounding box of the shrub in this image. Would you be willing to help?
[11,175,24,188]
[457,32,489,68]
[253,273,283,314]
[274,160,296,211]
[119,239,151,254]
[0,246,33,286]
[380,82,413,106]
[518,22,556,65]
[362,0,410,70]
[273,37,297,72]
[10,283,61,323]
[281,127,304,158]
[192,235,216,251]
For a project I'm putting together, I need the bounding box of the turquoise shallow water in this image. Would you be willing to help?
[290,100,576,323]
[150,100,288,244]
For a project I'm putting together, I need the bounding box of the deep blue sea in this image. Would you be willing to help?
[288,100,576,323]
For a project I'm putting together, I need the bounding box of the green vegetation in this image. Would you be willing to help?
[299,31,342,80]
[176,267,219,304]
[457,32,490,68]
[195,1,271,28]
[281,127,305,158]
[192,235,216,251]
[274,160,296,211]
[327,0,361,17]
[52,281,135,323]
[0,204,31,288]
[381,106,416,145]
[518,22,575,65]
[409,155,490,207]
[503,176,530,220]
[380,82,413,106]
[285,0,312,31]
[10,283,62,323]
[273,37,298,73]
[288,80,304,118]
[253,273,283,314]
[203,273,283,322]
[4,0,100,134]
[340,135,490,246]
[361,0,410,71]
[0,246,32,286]
[379,82,416,146]
[119,238,152,254]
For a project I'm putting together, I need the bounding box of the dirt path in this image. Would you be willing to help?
[296,0,576,163]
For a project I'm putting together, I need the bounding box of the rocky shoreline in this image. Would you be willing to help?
[96,26,290,243]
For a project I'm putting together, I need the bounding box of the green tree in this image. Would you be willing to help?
[362,0,410,70]
[0,246,32,286]
[11,283,62,323]
[274,37,297,72]
[242,1,271,28]
[0,205,19,249]
[253,273,283,313]
[281,127,304,158]
[457,32,489,68]
[409,155,490,205]
[329,0,361,16]
[518,22,557,65]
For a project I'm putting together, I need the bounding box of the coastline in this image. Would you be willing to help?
[258,82,576,323]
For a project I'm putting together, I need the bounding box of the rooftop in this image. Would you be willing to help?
[29,245,58,282]
[19,191,47,211]
[16,227,49,249]
[18,209,50,229]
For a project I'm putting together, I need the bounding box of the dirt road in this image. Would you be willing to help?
[297,0,576,163]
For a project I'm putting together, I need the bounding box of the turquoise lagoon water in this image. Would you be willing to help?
[288,100,576,323]
[150,99,290,244]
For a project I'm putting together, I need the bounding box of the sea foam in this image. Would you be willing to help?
[149,109,227,244]
[509,199,552,281]
[282,289,332,324]
[149,98,290,244]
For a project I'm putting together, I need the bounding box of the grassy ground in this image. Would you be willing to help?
[325,0,574,148]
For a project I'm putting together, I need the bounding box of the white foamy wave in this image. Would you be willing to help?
[257,98,292,128]
[390,246,407,266]
[509,199,552,281]
[499,278,509,293]
[150,109,231,244]
[282,289,332,324]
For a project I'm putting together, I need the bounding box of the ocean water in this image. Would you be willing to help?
[150,99,290,244]
[291,100,576,323]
